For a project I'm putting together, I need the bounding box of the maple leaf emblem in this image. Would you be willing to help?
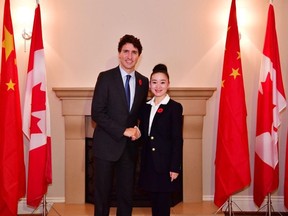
[256,73,275,136]
[30,115,42,134]
[30,83,47,134]
[31,83,46,112]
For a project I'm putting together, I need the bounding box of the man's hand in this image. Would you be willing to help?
[123,126,141,141]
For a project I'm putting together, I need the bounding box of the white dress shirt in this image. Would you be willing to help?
[119,66,136,110]
[146,94,170,135]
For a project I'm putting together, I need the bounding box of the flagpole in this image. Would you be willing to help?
[267,193,272,216]
[39,193,62,216]
[256,193,285,216]
[42,195,46,216]
[228,197,232,216]
[214,196,243,216]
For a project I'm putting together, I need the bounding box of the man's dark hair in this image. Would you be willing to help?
[118,34,143,55]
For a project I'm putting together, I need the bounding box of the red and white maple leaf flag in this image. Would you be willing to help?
[253,3,286,208]
[214,0,251,208]
[0,0,26,215]
[23,3,52,208]
[285,131,288,209]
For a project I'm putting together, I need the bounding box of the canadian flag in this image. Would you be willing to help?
[285,131,288,209]
[253,3,286,208]
[23,3,52,208]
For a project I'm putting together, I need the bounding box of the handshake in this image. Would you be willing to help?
[123,126,141,141]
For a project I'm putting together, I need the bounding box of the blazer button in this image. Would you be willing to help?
[152,148,156,151]
[150,136,154,140]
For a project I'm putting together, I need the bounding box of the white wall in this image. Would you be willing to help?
[1,0,287,212]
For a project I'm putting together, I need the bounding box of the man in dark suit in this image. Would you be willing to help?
[91,34,149,216]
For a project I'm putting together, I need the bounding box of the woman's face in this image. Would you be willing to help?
[150,72,170,98]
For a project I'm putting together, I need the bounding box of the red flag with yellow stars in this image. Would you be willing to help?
[214,0,251,207]
[0,0,26,215]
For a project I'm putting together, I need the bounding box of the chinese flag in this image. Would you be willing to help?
[285,131,288,209]
[0,0,26,215]
[253,3,286,207]
[214,0,251,207]
[22,3,52,208]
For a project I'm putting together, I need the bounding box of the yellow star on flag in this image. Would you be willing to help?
[237,51,241,60]
[2,26,14,60]
[221,80,225,88]
[230,68,240,79]
[6,79,16,91]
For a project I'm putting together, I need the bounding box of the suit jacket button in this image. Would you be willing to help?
[150,136,154,140]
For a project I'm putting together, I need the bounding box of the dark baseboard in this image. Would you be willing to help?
[18,215,42,216]
[224,212,288,216]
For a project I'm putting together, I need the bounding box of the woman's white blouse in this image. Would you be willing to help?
[146,94,170,135]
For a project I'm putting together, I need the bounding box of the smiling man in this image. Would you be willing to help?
[91,34,149,216]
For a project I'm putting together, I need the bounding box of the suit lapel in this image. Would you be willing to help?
[113,67,129,110]
[130,72,144,112]
[150,104,166,132]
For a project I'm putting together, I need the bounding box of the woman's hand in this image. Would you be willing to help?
[170,172,179,182]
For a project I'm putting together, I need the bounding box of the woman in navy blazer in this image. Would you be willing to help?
[138,64,183,216]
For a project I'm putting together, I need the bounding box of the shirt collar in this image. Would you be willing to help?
[147,94,170,106]
[119,65,135,78]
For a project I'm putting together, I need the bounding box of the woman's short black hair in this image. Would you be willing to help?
[151,63,170,80]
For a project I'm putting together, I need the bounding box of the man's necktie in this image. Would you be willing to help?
[125,75,131,109]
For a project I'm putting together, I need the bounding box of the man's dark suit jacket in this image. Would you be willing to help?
[91,66,149,161]
[139,99,183,192]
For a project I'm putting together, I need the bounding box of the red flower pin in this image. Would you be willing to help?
[138,79,142,86]
[157,108,163,113]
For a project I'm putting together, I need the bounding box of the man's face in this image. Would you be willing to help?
[118,43,140,73]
